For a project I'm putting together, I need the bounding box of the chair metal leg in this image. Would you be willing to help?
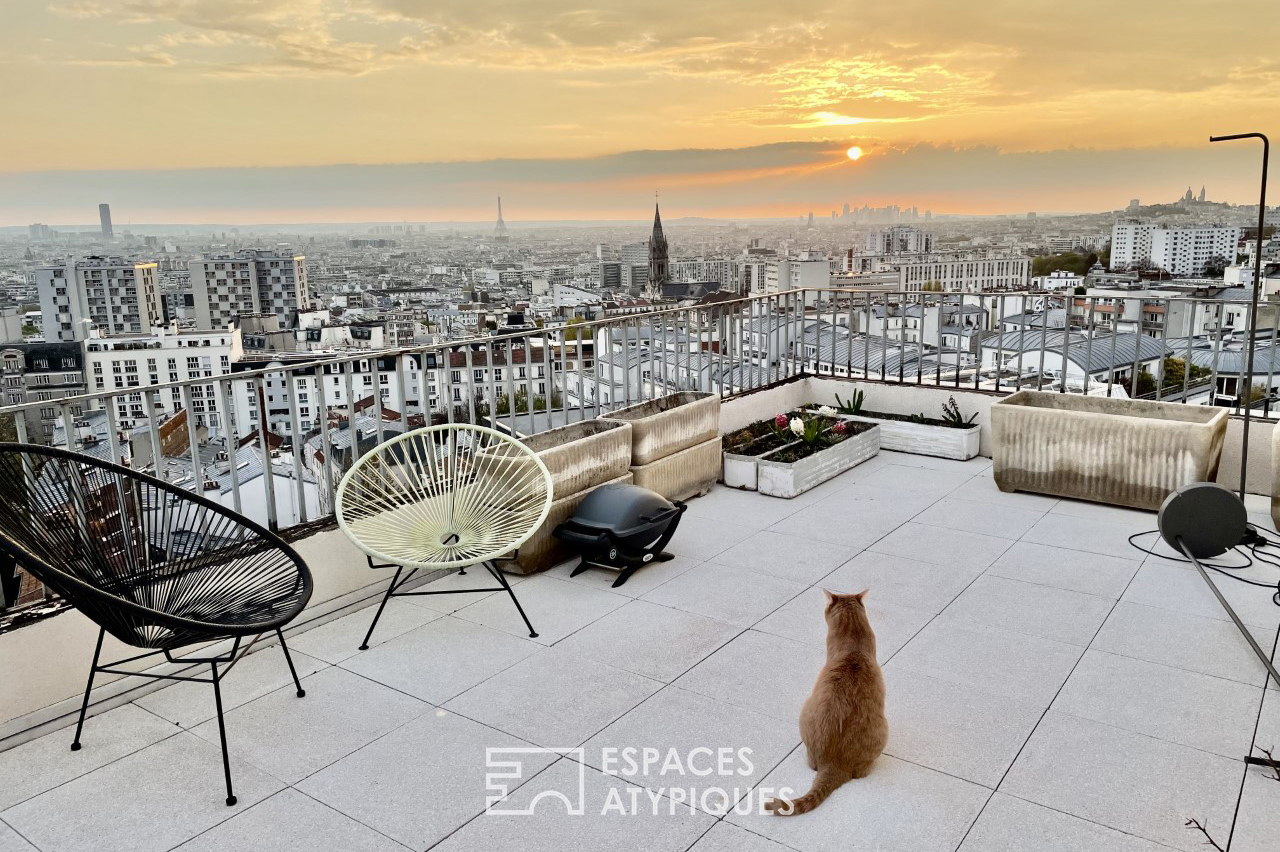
[71,628,106,751]
[277,629,305,698]
[210,661,237,807]
[360,567,403,650]
[486,562,538,638]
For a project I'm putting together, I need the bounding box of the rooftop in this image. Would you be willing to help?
[1,450,1277,852]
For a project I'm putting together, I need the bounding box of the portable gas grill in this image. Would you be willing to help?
[553,483,686,588]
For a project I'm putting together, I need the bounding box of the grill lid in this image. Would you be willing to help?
[567,483,676,537]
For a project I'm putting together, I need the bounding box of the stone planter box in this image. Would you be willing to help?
[630,436,721,502]
[511,472,634,575]
[846,414,980,461]
[602,392,720,466]
[521,419,632,500]
[1271,426,1280,532]
[757,425,881,499]
[723,434,800,491]
[992,389,1228,510]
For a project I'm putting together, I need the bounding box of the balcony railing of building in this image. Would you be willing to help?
[0,286,1273,622]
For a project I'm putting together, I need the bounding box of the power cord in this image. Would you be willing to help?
[1128,527,1280,607]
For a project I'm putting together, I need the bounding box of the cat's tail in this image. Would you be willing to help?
[765,767,848,816]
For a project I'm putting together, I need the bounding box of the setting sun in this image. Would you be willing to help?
[846,146,863,161]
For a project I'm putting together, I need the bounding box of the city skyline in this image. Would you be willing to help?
[1,1,1277,222]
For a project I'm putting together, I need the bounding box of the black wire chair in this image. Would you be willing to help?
[0,444,314,806]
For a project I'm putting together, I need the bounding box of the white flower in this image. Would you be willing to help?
[818,405,836,417]
[789,417,805,437]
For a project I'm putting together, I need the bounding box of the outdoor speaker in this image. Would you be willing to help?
[1157,482,1248,559]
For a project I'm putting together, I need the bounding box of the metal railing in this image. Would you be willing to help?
[0,286,1270,618]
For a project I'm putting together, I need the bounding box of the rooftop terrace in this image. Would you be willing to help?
[2,450,1278,852]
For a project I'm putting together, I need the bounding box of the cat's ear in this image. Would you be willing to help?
[822,588,836,605]
[853,588,870,602]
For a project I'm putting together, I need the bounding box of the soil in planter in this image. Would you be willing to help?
[805,403,977,430]
[765,420,875,464]
[722,410,815,456]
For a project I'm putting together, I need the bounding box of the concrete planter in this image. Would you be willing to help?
[846,414,980,460]
[511,472,634,575]
[722,434,800,491]
[992,389,1228,510]
[1272,426,1280,532]
[521,419,632,500]
[757,425,881,499]
[602,392,720,466]
[630,436,721,501]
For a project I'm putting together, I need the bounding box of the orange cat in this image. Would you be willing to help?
[767,589,888,815]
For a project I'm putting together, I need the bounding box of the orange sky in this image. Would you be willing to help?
[2,1,1277,222]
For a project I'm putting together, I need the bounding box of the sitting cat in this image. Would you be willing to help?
[767,588,888,815]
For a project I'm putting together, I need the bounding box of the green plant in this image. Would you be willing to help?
[940,396,978,426]
[833,390,864,415]
[907,413,928,425]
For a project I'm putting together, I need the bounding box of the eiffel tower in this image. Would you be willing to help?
[494,196,510,243]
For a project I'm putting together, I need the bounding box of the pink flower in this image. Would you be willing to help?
[774,414,788,429]
[832,420,847,435]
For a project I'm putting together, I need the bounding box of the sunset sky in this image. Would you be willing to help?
[2,0,1278,224]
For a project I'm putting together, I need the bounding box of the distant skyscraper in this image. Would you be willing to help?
[647,203,670,299]
[493,197,510,242]
[842,203,851,217]
[1199,186,1206,202]
[806,211,815,229]
[98,203,113,240]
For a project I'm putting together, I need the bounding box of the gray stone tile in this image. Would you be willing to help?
[674,630,825,722]
[1123,557,1280,630]
[136,645,327,728]
[0,703,178,811]
[401,566,527,615]
[986,540,1141,599]
[452,574,628,645]
[728,750,989,852]
[869,522,1012,570]
[753,586,933,664]
[767,484,933,549]
[298,709,554,850]
[0,823,35,852]
[881,667,1042,787]
[958,792,1171,852]
[1053,649,1264,759]
[173,788,407,851]
[1092,602,1275,687]
[683,484,809,528]
[287,599,445,664]
[853,463,975,497]
[1232,768,1280,852]
[710,530,856,585]
[640,562,805,628]
[890,617,1084,707]
[444,646,662,748]
[687,822,794,852]
[582,686,800,811]
[1050,497,1158,526]
[553,600,740,682]
[877,451,991,474]
[1002,711,1241,851]
[430,759,714,852]
[912,497,1046,540]
[1022,512,1152,559]
[947,474,1059,510]
[0,733,283,852]
[544,551,701,599]
[190,666,428,784]
[664,513,758,561]
[941,575,1115,647]
[821,550,983,614]
[340,615,539,705]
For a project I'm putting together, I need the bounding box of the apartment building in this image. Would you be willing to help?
[1150,226,1242,276]
[191,250,309,331]
[1110,220,1159,269]
[0,342,86,442]
[36,256,164,342]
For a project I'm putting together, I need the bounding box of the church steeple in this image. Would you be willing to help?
[648,201,670,299]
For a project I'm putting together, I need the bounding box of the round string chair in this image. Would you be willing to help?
[0,444,313,807]
[336,423,552,648]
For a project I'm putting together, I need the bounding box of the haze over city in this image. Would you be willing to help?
[2,0,1278,223]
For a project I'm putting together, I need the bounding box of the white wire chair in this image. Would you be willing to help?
[336,424,553,647]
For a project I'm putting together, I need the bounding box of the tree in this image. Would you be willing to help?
[1031,251,1094,278]
[1202,255,1229,279]
[1160,357,1210,390]
[562,317,587,341]
[920,280,943,292]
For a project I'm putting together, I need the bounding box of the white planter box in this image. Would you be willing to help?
[602,392,720,466]
[992,389,1228,510]
[1272,425,1280,531]
[757,425,880,499]
[848,414,980,461]
[722,435,800,491]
